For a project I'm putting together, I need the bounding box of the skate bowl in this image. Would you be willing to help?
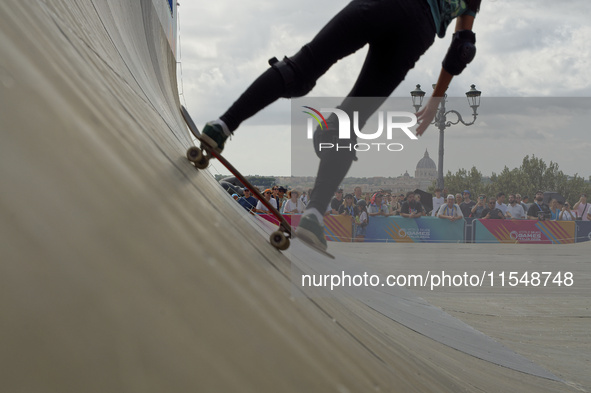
[0,1,589,392]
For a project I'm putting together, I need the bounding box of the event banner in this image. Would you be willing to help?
[258,214,353,242]
[575,221,591,243]
[473,219,576,244]
[363,216,464,243]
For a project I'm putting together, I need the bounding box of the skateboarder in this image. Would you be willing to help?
[199,0,481,251]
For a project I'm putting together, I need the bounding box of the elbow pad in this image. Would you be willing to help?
[442,30,476,75]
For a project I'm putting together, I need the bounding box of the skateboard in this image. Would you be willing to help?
[180,105,293,251]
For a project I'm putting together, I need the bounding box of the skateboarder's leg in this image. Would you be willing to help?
[218,0,376,133]
[299,10,435,249]
[205,0,420,152]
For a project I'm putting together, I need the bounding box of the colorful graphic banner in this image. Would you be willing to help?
[323,215,354,242]
[363,216,464,243]
[474,219,575,244]
[257,214,353,242]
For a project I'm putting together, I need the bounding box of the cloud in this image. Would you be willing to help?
[177,0,591,177]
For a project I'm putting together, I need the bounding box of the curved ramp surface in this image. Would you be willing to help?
[0,1,588,392]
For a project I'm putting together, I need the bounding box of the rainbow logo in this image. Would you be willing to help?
[302,106,328,130]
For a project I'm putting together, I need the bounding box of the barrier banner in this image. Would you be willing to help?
[323,215,354,242]
[575,221,591,243]
[473,219,575,244]
[257,214,353,242]
[363,216,464,243]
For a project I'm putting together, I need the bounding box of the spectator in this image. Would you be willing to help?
[283,190,305,214]
[394,193,405,215]
[414,194,426,215]
[276,186,288,211]
[368,192,390,217]
[354,200,369,242]
[431,188,444,217]
[549,199,560,220]
[231,193,239,201]
[389,193,402,216]
[330,188,345,214]
[515,194,528,213]
[455,193,463,205]
[481,198,505,219]
[300,191,309,206]
[459,190,476,217]
[470,194,487,218]
[385,193,393,214]
[526,191,550,220]
[522,195,531,212]
[437,194,464,222]
[255,189,277,213]
[400,191,424,218]
[397,193,406,215]
[339,193,356,216]
[573,194,590,221]
[353,186,363,204]
[505,194,525,220]
[559,201,576,221]
[237,188,258,212]
[269,186,279,209]
[495,192,508,217]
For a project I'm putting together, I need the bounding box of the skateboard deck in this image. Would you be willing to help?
[180,106,293,251]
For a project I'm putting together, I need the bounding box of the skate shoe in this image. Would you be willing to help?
[201,120,231,154]
[297,214,327,251]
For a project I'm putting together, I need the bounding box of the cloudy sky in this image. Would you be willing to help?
[176,0,591,179]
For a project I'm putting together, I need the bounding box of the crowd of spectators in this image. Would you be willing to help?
[234,183,591,227]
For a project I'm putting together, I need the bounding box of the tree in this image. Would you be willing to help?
[444,155,591,203]
[484,166,521,197]
[440,166,484,195]
[245,176,276,189]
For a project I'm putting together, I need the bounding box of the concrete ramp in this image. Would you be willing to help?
[0,1,586,392]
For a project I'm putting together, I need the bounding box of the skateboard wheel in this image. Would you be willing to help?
[270,231,290,251]
[194,156,209,169]
[186,146,203,162]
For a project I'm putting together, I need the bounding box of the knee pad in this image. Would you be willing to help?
[442,30,476,75]
[268,47,316,97]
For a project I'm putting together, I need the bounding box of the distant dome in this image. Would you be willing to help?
[416,149,436,170]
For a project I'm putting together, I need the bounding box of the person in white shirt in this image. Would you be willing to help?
[255,189,277,213]
[495,192,508,217]
[282,190,305,214]
[573,194,590,221]
[505,194,525,219]
[515,194,528,214]
[300,189,311,206]
[431,188,444,217]
[368,192,390,217]
[437,194,464,222]
[558,201,576,221]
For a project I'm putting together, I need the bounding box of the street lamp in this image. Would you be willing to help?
[410,84,482,190]
[410,84,426,113]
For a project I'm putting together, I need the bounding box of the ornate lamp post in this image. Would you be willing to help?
[411,84,482,189]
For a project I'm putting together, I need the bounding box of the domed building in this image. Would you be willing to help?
[415,149,437,190]
[415,149,437,180]
[304,149,438,196]
[365,150,437,195]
